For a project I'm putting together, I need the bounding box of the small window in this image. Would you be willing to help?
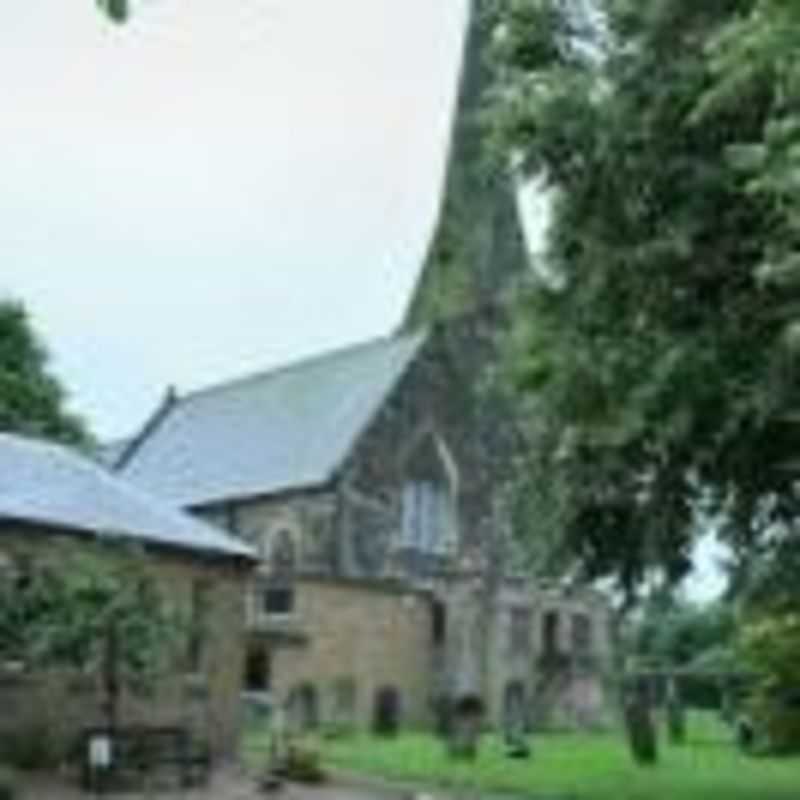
[432,600,447,646]
[245,645,271,691]
[571,613,593,654]
[509,607,532,656]
[263,586,294,616]
[402,481,451,552]
[271,528,297,573]
[543,610,560,655]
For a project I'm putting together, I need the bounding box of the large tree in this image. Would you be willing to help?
[0,300,89,447]
[489,0,799,598]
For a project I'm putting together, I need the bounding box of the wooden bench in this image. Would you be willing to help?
[80,725,210,791]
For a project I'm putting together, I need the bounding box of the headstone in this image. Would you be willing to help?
[623,680,658,766]
[503,682,531,759]
[665,677,686,745]
[448,695,484,761]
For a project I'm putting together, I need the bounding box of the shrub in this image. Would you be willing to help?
[740,612,800,754]
[274,737,326,784]
[0,720,58,771]
[0,766,16,800]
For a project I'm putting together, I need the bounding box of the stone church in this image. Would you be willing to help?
[110,1,612,732]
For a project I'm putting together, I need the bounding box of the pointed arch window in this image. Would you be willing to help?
[400,433,458,554]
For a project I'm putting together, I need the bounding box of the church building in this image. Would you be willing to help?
[111,0,612,733]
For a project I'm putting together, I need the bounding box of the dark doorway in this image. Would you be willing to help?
[432,600,447,646]
[543,611,560,655]
[373,686,402,735]
[245,645,271,691]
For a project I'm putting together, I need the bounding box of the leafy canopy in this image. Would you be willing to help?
[0,300,90,447]
[490,0,800,598]
[0,543,183,724]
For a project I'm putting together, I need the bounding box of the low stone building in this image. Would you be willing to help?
[0,432,255,762]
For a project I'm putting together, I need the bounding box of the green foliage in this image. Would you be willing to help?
[279,737,326,784]
[0,767,16,800]
[0,543,182,725]
[0,720,57,772]
[96,0,130,24]
[739,609,800,754]
[0,300,90,448]
[626,597,736,673]
[489,0,800,598]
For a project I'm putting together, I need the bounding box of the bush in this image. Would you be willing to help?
[275,737,326,784]
[0,767,17,800]
[740,612,800,754]
[0,721,58,771]
[749,690,800,755]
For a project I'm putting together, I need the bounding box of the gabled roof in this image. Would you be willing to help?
[119,332,427,508]
[0,433,254,560]
[94,437,131,467]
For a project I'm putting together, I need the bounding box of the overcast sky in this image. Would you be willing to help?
[1,1,725,600]
[1,0,471,440]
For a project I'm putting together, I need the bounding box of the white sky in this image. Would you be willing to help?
[1,0,470,439]
[0,2,725,599]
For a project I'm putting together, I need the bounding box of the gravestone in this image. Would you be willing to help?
[665,677,686,745]
[448,695,484,761]
[503,682,531,758]
[288,684,319,732]
[623,679,658,765]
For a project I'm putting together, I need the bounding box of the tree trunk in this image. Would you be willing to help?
[102,622,120,731]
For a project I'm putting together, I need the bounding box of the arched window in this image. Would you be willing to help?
[400,433,458,554]
[373,686,402,735]
[271,528,297,574]
[543,610,560,655]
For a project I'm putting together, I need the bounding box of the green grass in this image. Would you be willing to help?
[252,715,800,800]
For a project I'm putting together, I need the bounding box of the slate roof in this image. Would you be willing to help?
[0,433,254,559]
[119,332,427,508]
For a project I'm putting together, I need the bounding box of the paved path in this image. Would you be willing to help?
[17,768,410,800]
[17,767,561,800]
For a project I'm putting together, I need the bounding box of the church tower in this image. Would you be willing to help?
[402,0,529,329]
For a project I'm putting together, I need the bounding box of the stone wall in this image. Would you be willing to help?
[189,318,614,732]
[338,315,523,581]
[196,490,340,575]
[0,525,250,762]
[485,583,614,730]
[262,577,434,730]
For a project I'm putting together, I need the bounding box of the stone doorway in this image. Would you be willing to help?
[244,645,271,692]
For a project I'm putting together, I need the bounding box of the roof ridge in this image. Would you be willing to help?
[180,328,428,405]
[0,431,254,559]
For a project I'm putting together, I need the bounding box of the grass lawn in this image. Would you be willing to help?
[256,715,800,800]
